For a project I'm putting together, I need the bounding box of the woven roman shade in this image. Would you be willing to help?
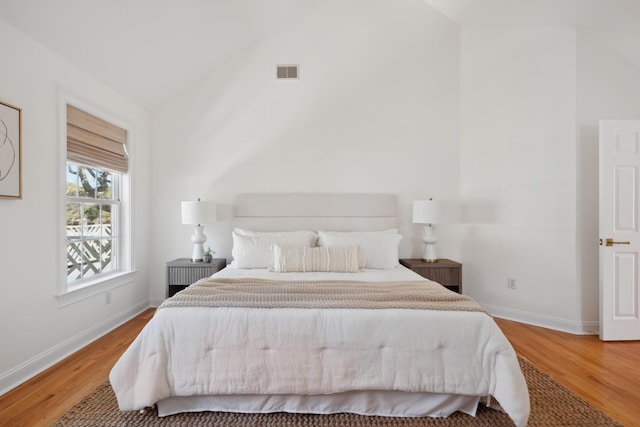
[66,104,128,173]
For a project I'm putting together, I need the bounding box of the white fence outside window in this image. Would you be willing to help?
[66,224,113,280]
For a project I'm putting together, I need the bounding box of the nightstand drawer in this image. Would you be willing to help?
[167,265,218,285]
[411,267,461,289]
[166,258,226,298]
[400,258,462,293]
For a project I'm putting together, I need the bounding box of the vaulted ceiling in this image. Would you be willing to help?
[1,0,638,111]
[0,0,320,109]
[425,0,640,71]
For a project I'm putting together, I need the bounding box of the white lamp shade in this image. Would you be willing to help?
[181,200,217,225]
[412,200,441,224]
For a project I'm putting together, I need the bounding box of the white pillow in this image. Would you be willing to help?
[271,244,360,273]
[317,230,402,269]
[231,231,318,269]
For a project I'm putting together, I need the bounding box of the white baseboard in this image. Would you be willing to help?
[482,302,599,335]
[0,300,150,396]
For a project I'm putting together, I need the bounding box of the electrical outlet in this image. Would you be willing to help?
[507,277,517,289]
[105,291,111,305]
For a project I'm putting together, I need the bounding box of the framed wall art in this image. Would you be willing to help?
[0,100,22,199]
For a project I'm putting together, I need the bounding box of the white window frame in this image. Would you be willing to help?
[56,91,135,307]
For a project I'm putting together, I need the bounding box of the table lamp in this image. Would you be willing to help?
[412,198,441,262]
[181,198,216,262]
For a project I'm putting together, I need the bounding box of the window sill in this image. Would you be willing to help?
[56,270,137,307]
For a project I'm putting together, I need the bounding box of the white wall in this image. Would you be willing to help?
[459,26,581,332]
[0,18,151,393]
[149,0,461,303]
[575,29,640,325]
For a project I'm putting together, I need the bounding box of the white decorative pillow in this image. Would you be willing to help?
[317,230,402,269]
[231,231,318,269]
[271,244,360,273]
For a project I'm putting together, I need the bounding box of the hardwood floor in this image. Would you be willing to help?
[495,318,640,427]
[0,310,638,426]
[0,309,154,427]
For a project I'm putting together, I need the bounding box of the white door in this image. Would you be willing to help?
[599,120,640,341]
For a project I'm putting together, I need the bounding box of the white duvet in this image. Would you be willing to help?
[110,267,530,426]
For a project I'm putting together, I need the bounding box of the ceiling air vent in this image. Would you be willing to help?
[276,65,299,80]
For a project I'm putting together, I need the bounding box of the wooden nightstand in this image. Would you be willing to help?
[400,259,462,293]
[166,258,226,298]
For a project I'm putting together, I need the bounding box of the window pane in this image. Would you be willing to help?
[66,203,82,239]
[83,204,101,237]
[66,164,78,197]
[100,239,113,273]
[97,170,112,200]
[67,241,83,281]
[78,167,96,198]
[82,240,101,278]
[101,204,112,236]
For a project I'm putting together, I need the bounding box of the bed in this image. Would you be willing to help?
[110,194,530,426]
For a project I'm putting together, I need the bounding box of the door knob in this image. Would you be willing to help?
[605,238,630,246]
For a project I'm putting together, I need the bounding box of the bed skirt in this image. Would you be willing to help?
[156,390,483,418]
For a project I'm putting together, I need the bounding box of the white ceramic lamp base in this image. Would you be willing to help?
[421,224,438,262]
[190,225,207,262]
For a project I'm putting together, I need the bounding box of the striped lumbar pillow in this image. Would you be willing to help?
[271,244,360,273]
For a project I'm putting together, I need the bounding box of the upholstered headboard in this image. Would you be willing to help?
[233,193,398,232]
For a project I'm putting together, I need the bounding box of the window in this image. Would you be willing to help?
[64,103,130,291]
[66,163,119,283]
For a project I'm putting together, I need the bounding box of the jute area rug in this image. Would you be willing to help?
[53,358,622,427]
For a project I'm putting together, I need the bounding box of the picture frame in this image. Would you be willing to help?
[0,100,22,199]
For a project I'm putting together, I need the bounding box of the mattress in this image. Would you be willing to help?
[110,266,529,426]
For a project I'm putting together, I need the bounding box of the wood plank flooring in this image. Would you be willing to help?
[0,309,154,427]
[496,318,640,427]
[0,310,638,426]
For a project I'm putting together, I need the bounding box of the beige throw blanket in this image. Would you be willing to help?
[159,277,489,314]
